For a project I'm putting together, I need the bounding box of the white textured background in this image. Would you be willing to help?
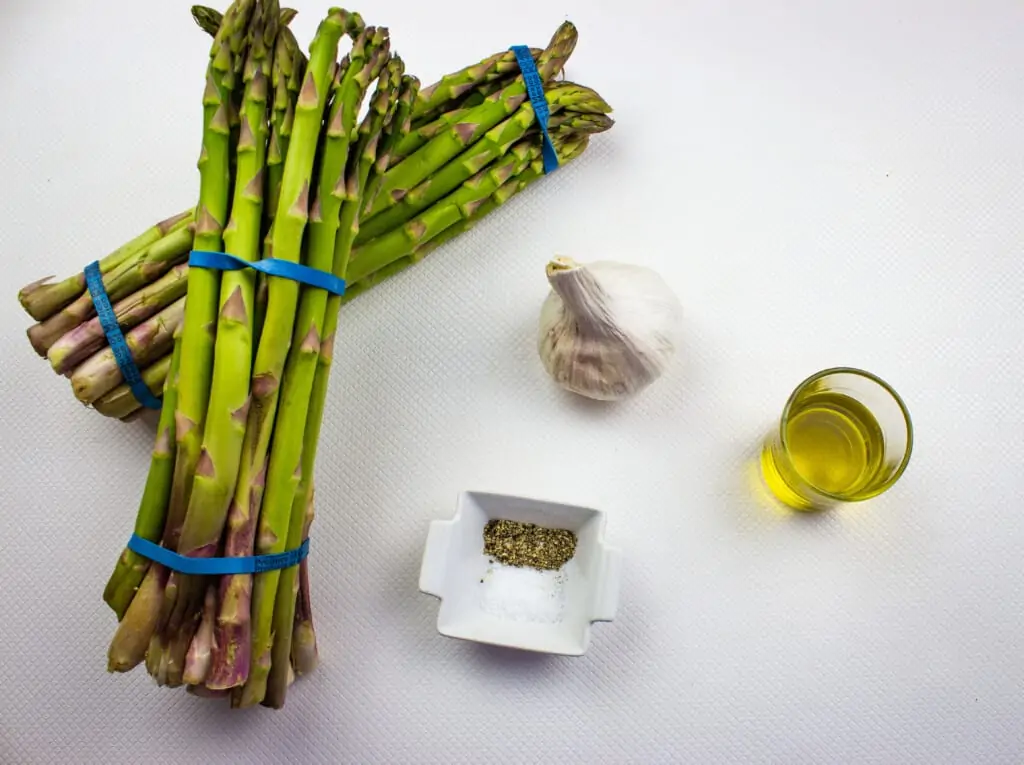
[1,1,1023,763]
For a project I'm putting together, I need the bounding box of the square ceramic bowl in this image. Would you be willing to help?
[418,491,622,656]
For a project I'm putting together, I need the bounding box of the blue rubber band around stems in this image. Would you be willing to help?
[189,250,347,296]
[127,534,310,575]
[510,45,559,174]
[84,261,163,410]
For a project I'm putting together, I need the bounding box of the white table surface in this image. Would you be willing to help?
[2,1,1023,763]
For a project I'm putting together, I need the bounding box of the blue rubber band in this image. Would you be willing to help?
[127,534,311,575]
[189,250,347,296]
[510,45,559,174]
[84,261,163,410]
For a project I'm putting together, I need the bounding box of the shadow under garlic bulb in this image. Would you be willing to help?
[538,256,682,401]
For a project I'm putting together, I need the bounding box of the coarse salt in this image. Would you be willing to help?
[479,561,567,623]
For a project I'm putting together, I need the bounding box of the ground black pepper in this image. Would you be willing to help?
[483,519,577,571]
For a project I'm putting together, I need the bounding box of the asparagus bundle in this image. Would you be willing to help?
[18,8,611,426]
[19,0,612,709]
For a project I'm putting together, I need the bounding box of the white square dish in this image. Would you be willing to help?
[418,491,622,656]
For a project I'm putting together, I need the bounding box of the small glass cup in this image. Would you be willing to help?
[760,367,913,511]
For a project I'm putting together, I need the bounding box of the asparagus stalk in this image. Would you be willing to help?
[103,334,184,619]
[137,3,257,689]
[162,0,256,561]
[546,109,615,134]
[107,563,170,672]
[260,55,402,709]
[364,22,577,219]
[26,223,194,356]
[290,558,318,676]
[47,262,189,376]
[361,73,420,217]
[411,47,541,122]
[256,27,306,344]
[147,631,168,684]
[265,25,302,234]
[290,488,318,677]
[18,209,192,323]
[70,297,185,405]
[163,617,199,687]
[221,8,354,704]
[168,0,280,645]
[93,355,174,420]
[190,4,223,36]
[358,82,611,243]
[182,585,218,685]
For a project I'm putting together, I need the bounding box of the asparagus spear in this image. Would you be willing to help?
[256,26,306,342]
[70,297,185,405]
[47,262,189,376]
[168,0,280,645]
[290,488,318,677]
[17,209,191,323]
[361,73,420,217]
[182,585,218,685]
[411,47,541,122]
[137,4,258,688]
[358,82,611,243]
[26,223,194,356]
[190,4,223,36]
[266,25,302,234]
[163,616,199,687]
[102,334,184,619]
[364,22,577,219]
[163,0,256,561]
[260,55,402,710]
[93,355,174,420]
[108,562,170,672]
[219,8,354,704]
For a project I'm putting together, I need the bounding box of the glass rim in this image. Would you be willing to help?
[778,366,914,502]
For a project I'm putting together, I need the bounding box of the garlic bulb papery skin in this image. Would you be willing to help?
[538,256,682,401]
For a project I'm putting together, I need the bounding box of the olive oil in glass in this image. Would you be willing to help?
[761,368,912,511]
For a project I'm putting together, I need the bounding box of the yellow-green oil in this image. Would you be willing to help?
[761,390,887,510]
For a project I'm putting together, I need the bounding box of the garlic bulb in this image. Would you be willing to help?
[538,256,681,401]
